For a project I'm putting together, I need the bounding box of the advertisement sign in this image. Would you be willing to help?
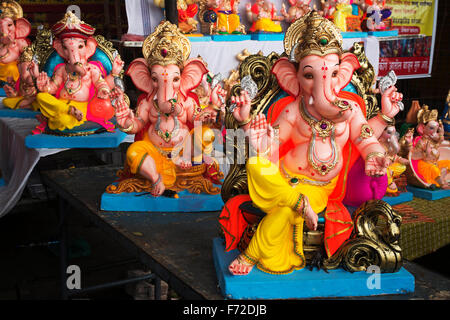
[379,0,438,78]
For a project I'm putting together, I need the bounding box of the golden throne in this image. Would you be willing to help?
[220,43,403,273]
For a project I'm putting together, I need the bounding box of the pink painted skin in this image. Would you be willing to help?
[3,60,39,109]
[229,52,402,275]
[114,57,226,196]
[35,37,122,121]
[0,17,31,64]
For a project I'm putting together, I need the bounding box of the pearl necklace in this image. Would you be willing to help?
[299,98,339,176]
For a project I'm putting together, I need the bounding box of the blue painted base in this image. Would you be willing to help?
[25,130,127,149]
[382,192,413,206]
[213,238,415,299]
[368,30,399,37]
[0,105,40,118]
[407,185,450,200]
[187,35,212,42]
[101,188,224,212]
[0,88,5,97]
[211,34,252,41]
[0,177,5,187]
[250,32,285,41]
[341,31,368,38]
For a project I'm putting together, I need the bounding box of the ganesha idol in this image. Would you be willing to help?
[103,21,226,208]
[31,11,124,135]
[245,0,284,33]
[406,105,450,190]
[199,0,246,35]
[219,12,403,276]
[0,0,31,86]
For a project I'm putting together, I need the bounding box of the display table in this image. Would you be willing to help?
[0,116,134,219]
[40,165,450,300]
[118,37,380,78]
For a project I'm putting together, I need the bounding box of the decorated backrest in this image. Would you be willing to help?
[221,42,379,203]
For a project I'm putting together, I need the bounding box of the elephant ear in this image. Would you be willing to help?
[272,57,300,97]
[126,58,154,95]
[85,37,98,60]
[336,52,361,94]
[179,58,208,100]
[14,18,31,39]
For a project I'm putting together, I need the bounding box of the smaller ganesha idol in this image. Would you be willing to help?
[101,21,227,213]
[246,0,284,33]
[406,105,450,193]
[199,0,246,35]
[0,0,31,89]
[361,0,396,35]
[32,11,124,137]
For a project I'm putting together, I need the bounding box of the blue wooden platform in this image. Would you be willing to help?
[407,185,450,200]
[211,34,251,41]
[212,237,415,299]
[25,130,127,149]
[187,35,212,42]
[101,188,224,212]
[382,192,413,206]
[341,31,368,38]
[0,105,40,118]
[250,32,285,41]
[368,30,399,37]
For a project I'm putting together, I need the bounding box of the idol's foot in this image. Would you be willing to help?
[69,105,83,122]
[151,174,165,197]
[175,157,192,170]
[228,255,255,276]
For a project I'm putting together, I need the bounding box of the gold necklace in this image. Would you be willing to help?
[299,98,339,176]
[64,73,82,95]
[153,100,179,143]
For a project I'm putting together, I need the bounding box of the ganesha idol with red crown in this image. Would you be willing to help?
[30,11,124,136]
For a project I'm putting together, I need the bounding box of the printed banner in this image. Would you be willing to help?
[379,0,438,77]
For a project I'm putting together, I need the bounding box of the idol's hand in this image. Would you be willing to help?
[231,90,252,126]
[381,85,403,119]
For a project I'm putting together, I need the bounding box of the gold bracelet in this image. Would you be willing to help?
[378,112,395,125]
[238,116,253,126]
[119,121,134,133]
[366,151,385,161]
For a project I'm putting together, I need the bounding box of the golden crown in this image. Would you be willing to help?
[284,11,343,62]
[18,46,33,63]
[142,21,191,68]
[417,105,438,124]
[0,0,23,20]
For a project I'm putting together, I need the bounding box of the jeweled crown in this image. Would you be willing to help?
[0,0,23,20]
[142,21,191,68]
[417,105,438,124]
[284,11,343,62]
[51,11,95,39]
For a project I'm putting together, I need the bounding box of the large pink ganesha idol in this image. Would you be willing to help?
[0,0,31,85]
[222,12,403,275]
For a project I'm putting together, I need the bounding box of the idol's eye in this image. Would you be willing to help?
[173,76,180,82]
[332,70,338,78]
[78,44,84,49]
[304,73,313,80]
[151,77,157,82]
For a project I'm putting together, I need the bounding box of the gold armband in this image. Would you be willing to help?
[119,121,134,133]
[366,151,385,161]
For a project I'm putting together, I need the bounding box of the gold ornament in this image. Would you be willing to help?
[417,104,438,124]
[142,21,191,68]
[284,11,343,62]
[18,46,33,63]
[0,0,23,20]
[359,124,374,140]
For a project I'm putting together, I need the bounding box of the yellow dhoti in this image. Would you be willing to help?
[35,92,87,131]
[3,96,40,111]
[417,159,450,187]
[0,61,19,83]
[386,162,406,193]
[126,132,177,188]
[242,156,338,274]
[254,18,282,33]
[217,12,241,33]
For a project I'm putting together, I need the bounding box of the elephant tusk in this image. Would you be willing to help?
[308,95,314,106]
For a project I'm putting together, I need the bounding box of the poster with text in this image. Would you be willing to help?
[379,0,438,78]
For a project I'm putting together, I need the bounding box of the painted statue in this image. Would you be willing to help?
[112,21,226,197]
[320,0,337,20]
[332,0,353,32]
[364,0,392,31]
[224,12,402,275]
[410,105,450,189]
[204,0,245,34]
[33,11,124,133]
[280,0,311,25]
[2,46,39,110]
[246,0,284,33]
[0,0,31,85]
[177,0,200,34]
[379,125,409,195]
